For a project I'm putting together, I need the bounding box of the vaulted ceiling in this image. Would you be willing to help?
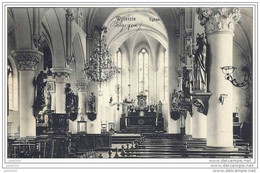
[234,8,253,62]
[7,7,253,63]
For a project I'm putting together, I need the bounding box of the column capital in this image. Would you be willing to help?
[11,50,43,71]
[51,68,72,83]
[33,34,47,48]
[177,8,185,16]
[197,8,241,34]
[76,81,90,92]
[86,34,93,40]
[65,8,74,21]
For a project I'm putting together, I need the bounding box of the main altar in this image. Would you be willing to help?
[120,93,164,133]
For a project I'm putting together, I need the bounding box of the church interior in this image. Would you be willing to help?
[7,7,253,159]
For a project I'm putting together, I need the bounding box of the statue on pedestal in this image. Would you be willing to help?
[158,101,163,114]
[46,91,52,111]
[65,83,78,120]
[89,92,96,112]
[193,33,207,91]
[170,89,184,121]
[33,71,47,117]
[122,98,128,115]
[87,92,97,121]
[182,67,191,97]
[171,89,183,107]
[43,114,49,127]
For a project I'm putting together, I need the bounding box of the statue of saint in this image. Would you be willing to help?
[171,89,178,104]
[193,33,207,91]
[182,67,191,97]
[34,71,47,106]
[171,89,184,110]
[46,91,52,111]
[89,92,96,112]
[43,114,48,127]
[33,71,47,116]
[158,101,163,114]
[65,83,78,114]
[122,98,128,115]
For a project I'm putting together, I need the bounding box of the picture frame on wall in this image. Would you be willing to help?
[46,81,55,93]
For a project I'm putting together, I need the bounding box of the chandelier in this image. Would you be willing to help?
[83,26,118,84]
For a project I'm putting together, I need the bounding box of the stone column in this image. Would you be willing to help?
[167,119,181,134]
[70,81,88,133]
[177,8,185,55]
[77,82,88,115]
[192,105,207,138]
[11,50,43,137]
[65,8,74,65]
[90,92,101,134]
[198,8,241,148]
[185,111,192,135]
[51,68,71,114]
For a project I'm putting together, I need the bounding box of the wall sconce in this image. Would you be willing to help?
[219,94,228,105]
[220,65,251,87]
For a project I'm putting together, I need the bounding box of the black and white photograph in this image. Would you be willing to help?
[2,1,259,172]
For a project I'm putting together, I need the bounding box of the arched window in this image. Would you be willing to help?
[8,61,13,110]
[113,49,122,100]
[156,47,168,102]
[138,48,149,99]
[164,49,168,100]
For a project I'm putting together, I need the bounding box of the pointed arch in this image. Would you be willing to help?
[10,8,34,49]
[72,32,86,81]
[137,48,149,97]
[43,8,66,68]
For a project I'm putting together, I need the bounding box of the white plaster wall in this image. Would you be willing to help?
[233,45,252,123]
[166,31,180,133]
[8,111,20,136]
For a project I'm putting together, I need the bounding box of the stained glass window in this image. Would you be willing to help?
[138,49,149,100]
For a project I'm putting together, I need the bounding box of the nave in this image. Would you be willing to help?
[6,7,253,160]
[8,133,252,159]
[110,134,252,158]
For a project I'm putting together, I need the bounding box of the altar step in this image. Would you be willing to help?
[111,135,141,144]
[121,125,157,133]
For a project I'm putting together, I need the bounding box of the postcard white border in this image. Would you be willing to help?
[1,0,258,172]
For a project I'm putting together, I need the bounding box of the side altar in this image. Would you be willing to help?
[120,93,164,133]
